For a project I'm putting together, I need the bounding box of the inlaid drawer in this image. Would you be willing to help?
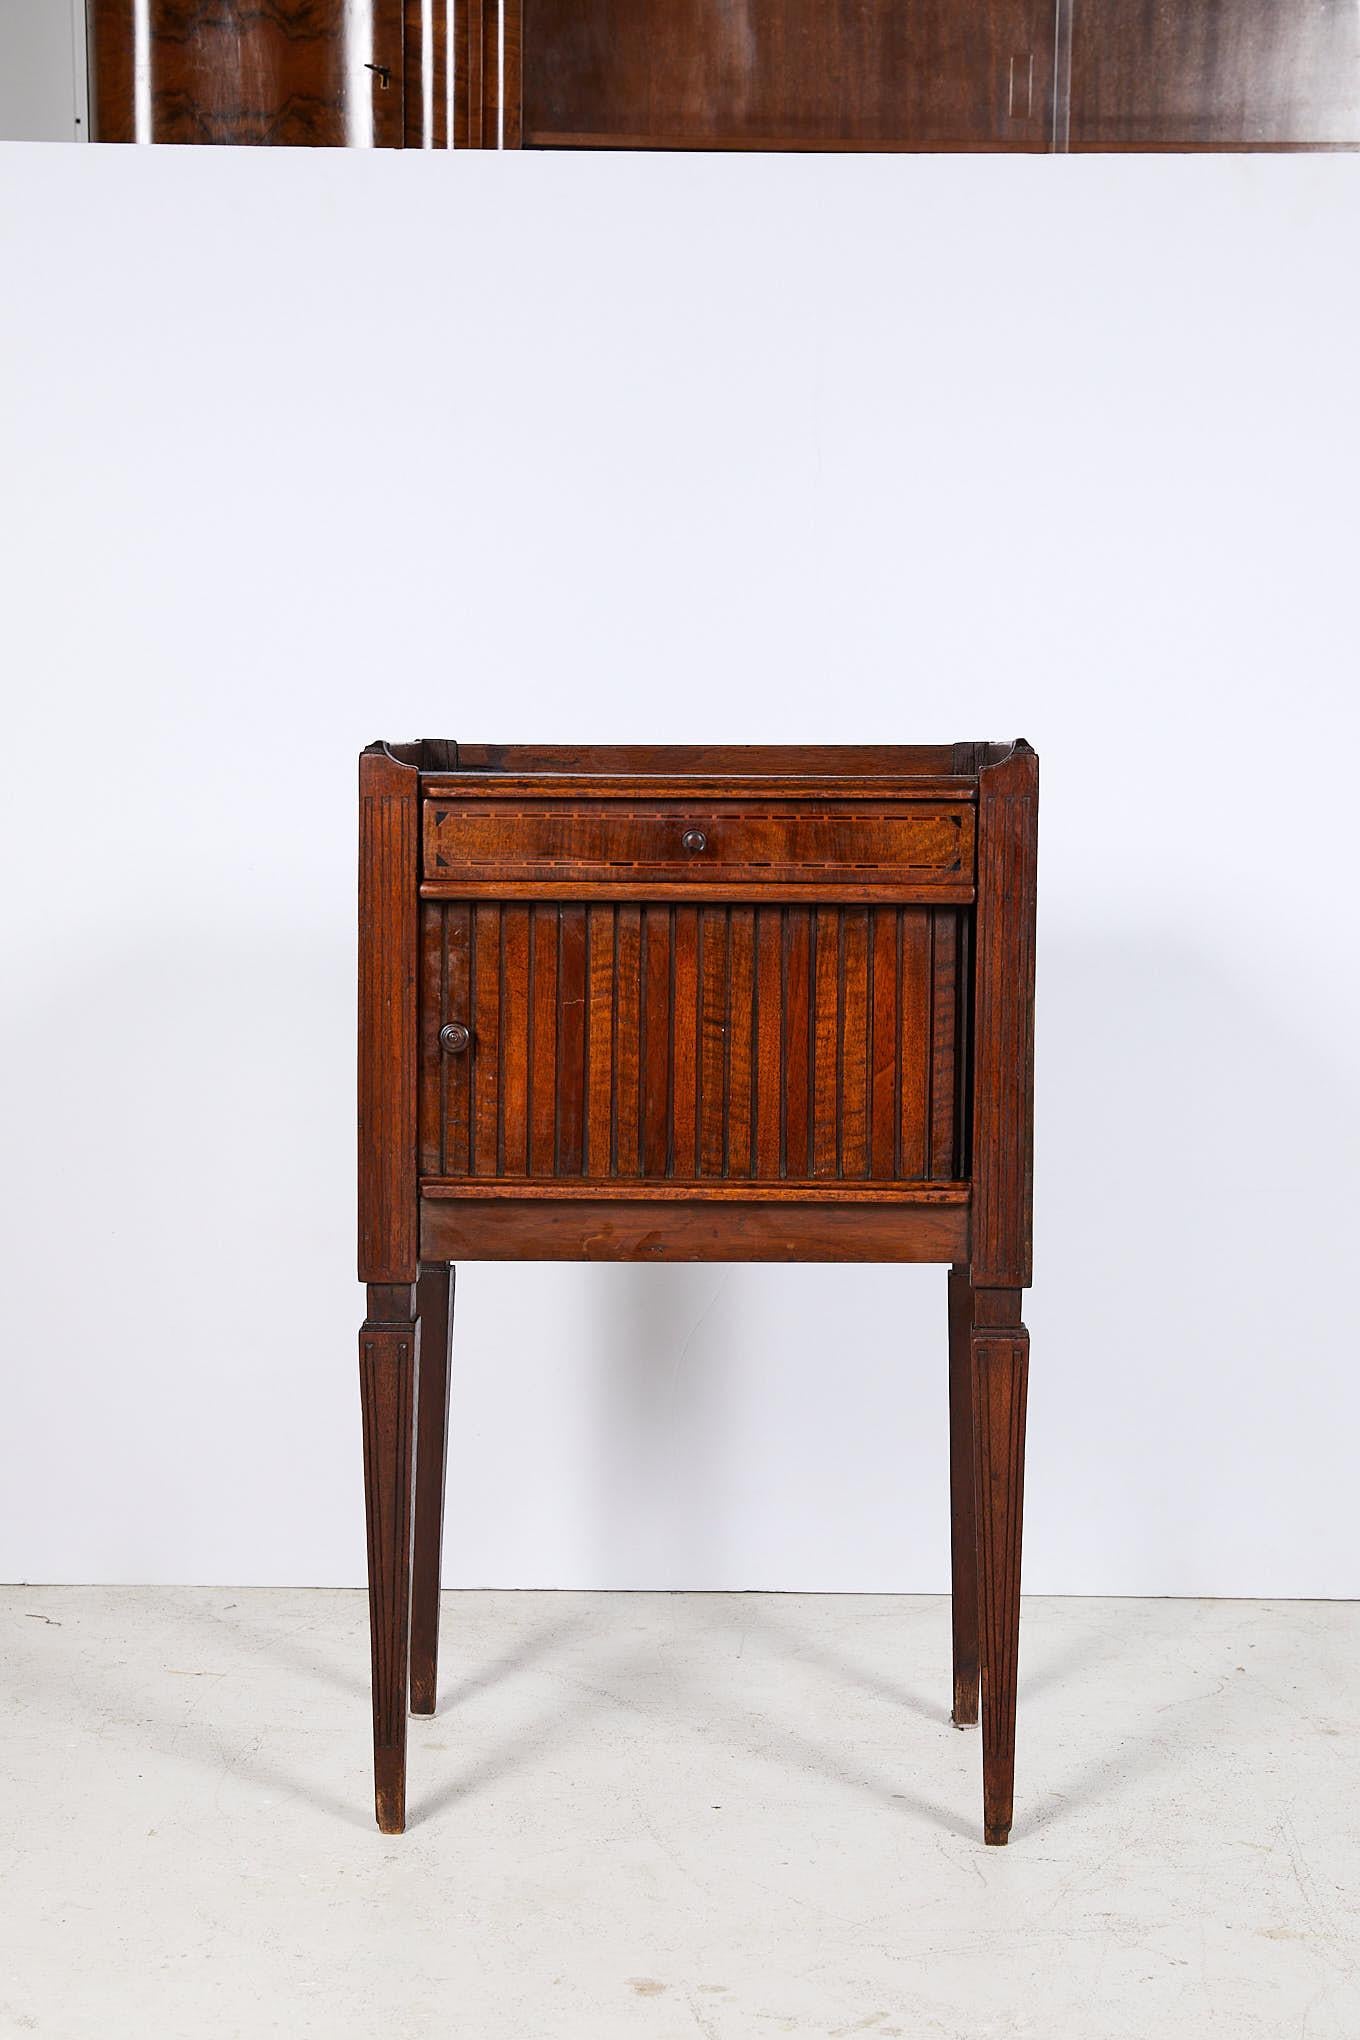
[423,799,974,891]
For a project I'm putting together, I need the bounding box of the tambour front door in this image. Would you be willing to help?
[420,901,966,1187]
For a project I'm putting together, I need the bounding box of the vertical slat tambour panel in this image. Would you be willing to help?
[899,909,931,1179]
[529,905,559,1175]
[839,908,870,1178]
[614,906,643,1176]
[499,904,531,1176]
[811,908,840,1179]
[726,908,756,1177]
[471,904,501,1176]
[869,906,898,1179]
[432,900,960,1187]
[641,907,672,1178]
[671,906,700,1179]
[782,909,812,1178]
[557,906,587,1176]
[930,912,959,1179]
[442,904,471,1175]
[754,908,783,1179]
[698,909,729,1176]
[585,907,615,1177]
[419,905,445,1177]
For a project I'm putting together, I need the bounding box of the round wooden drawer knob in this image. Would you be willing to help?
[439,1022,471,1055]
[681,829,708,855]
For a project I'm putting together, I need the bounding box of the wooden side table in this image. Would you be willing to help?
[358,740,1038,1842]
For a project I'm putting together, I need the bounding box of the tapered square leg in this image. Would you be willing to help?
[971,1300,1029,1845]
[947,1264,979,1728]
[410,1262,454,1716]
[359,1288,419,1834]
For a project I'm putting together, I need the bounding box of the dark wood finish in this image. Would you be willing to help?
[360,738,1038,1842]
[969,741,1038,1291]
[87,3,1360,151]
[449,744,964,775]
[358,744,420,1285]
[359,1285,418,1833]
[515,0,1055,150]
[418,899,963,1186]
[87,0,405,145]
[419,1189,970,1263]
[453,0,500,145]
[424,801,974,892]
[409,1263,454,1716]
[404,0,453,148]
[1070,0,1360,150]
[971,1297,1029,1846]
[947,1263,979,1728]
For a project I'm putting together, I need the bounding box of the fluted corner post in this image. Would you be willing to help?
[358,743,422,1831]
[947,1263,979,1728]
[970,1292,1029,1845]
[966,741,1038,1844]
[409,1262,455,1716]
[360,1288,420,1832]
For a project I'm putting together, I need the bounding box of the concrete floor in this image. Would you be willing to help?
[1,1590,1357,2039]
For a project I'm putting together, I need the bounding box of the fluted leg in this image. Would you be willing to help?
[360,1285,419,1833]
[410,1263,455,1716]
[947,1264,979,1727]
[972,1295,1029,1845]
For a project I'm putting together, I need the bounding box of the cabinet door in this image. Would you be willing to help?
[87,0,406,144]
[514,0,1055,150]
[1070,0,1360,149]
[420,900,965,1184]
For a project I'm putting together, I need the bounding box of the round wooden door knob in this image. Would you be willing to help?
[439,1022,471,1055]
[681,829,708,854]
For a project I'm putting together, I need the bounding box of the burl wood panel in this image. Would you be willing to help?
[87,0,405,145]
[419,901,963,1185]
[517,0,1055,149]
[1070,0,1360,149]
[423,802,974,891]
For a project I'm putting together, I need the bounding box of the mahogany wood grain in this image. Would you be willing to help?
[423,801,974,891]
[359,1287,418,1832]
[403,0,452,147]
[87,6,1360,152]
[448,744,962,776]
[947,1264,980,1727]
[515,0,1054,150]
[424,901,960,1188]
[969,742,1038,1290]
[88,0,404,144]
[362,737,1038,1845]
[409,1263,453,1716]
[971,1297,1029,1845]
[358,745,420,1285]
[426,776,977,803]
[418,1193,970,1264]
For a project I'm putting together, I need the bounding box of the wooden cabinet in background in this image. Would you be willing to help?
[358,740,1039,1846]
[517,0,1054,151]
[1068,0,1360,150]
[87,0,1360,149]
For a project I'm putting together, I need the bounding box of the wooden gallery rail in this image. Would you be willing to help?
[357,740,1039,1844]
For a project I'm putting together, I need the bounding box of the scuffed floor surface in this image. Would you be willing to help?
[1,1589,1357,2038]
